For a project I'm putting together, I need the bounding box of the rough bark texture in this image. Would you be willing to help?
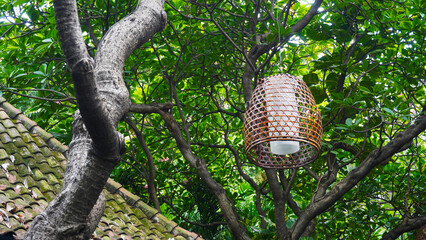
[289,115,426,240]
[156,109,251,240]
[130,103,250,239]
[24,0,166,239]
[381,215,426,240]
[265,169,289,240]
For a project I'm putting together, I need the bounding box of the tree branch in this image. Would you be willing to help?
[25,0,167,239]
[125,116,161,211]
[291,0,324,33]
[130,102,173,113]
[53,0,119,159]
[53,0,90,68]
[265,169,289,240]
[291,114,426,239]
[381,215,426,240]
[242,0,324,103]
[155,109,251,240]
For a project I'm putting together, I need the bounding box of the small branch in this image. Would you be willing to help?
[346,63,384,97]
[280,0,295,28]
[130,102,173,113]
[265,169,289,240]
[165,1,211,21]
[162,198,227,227]
[381,215,426,240]
[279,169,302,216]
[291,114,426,239]
[1,87,73,98]
[302,165,320,181]
[156,109,251,239]
[255,190,268,229]
[291,0,324,33]
[208,13,256,72]
[124,116,161,211]
[2,89,76,104]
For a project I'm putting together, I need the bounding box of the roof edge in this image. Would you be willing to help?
[106,179,203,239]
[0,97,69,154]
[0,97,203,239]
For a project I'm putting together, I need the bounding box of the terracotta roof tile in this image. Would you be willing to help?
[0,148,8,160]
[0,133,12,145]
[0,97,202,239]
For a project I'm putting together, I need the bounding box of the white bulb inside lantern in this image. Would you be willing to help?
[270,140,299,155]
[266,87,300,155]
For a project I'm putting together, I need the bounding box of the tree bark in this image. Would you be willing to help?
[157,109,251,240]
[24,0,166,239]
[130,104,252,240]
[125,117,161,211]
[290,115,426,239]
[381,215,426,240]
[265,169,289,240]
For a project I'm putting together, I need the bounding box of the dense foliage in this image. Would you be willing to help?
[1,0,425,239]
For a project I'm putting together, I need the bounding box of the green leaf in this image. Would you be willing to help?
[14,0,28,5]
[345,118,353,127]
[358,86,372,94]
[33,71,46,76]
[303,73,319,85]
[382,107,394,115]
[42,38,53,43]
[266,33,276,42]
[2,1,426,239]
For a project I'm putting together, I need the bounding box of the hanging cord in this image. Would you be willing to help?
[276,1,283,74]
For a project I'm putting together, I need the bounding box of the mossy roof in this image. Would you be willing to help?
[0,97,202,240]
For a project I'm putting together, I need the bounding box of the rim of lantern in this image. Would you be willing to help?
[243,73,322,169]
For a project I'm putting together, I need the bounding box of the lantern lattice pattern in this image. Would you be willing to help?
[418,225,426,240]
[243,74,322,169]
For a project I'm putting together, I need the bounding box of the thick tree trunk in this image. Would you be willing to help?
[24,0,166,239]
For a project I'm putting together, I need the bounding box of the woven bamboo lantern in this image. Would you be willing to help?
[243,74,322,169]
[418,225,426,240]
